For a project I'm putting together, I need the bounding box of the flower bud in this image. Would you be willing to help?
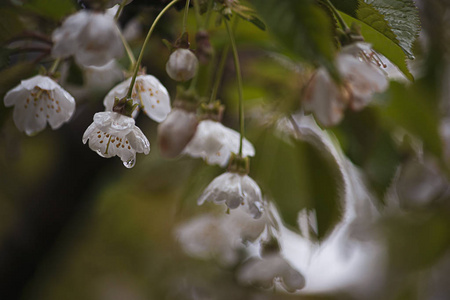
[166,48,199,82]
[157,108,198,158]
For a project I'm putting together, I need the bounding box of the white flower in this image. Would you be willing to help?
[175,206,267,266]
[157,108,198,158]
[337,53,388,111]
[237,253,305,292]
[103,75,171,122]
[82,111,149,168]
[303,43,388,126]
[183,120,255,167]
[166,49,199,82]
[52,10,123,67]
[3,75,75,136]
[198,172,264,219]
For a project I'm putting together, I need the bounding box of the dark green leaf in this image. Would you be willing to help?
[250,126,341,239]
[341,12,414,81]
[252,0,336,73]
[331,0,419,60]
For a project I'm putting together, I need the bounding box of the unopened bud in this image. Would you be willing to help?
[166,49,199,82]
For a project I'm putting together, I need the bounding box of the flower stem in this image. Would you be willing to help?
[209,45,229,103]
[224,18,244,156]
[182,0,191,33]
[323,0,349,31]
[114,0,128,21]
[127,0,179,98]
[48,58,61,75]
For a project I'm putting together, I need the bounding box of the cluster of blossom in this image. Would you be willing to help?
[303,42,389,127]
[2,0,400,296]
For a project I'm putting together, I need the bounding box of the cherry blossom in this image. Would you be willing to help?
[166,48,199,82]
[103,75,171,122]
[52,10,123,67]
[198,171,264,219]
[182,120,255,167]
[3,75,75,136]
[82,111,149,168]
[303,43,388,126]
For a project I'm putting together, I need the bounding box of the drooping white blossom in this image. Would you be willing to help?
[183,120,255,167]
[166,49,199,82]
[337,53,389,111]
[103,75,171,122]
[82,111,149,168]
[4,75,75,136]
[303,68,347,127]
[198,172,264,219]
[175,205,267,265]
[303,42,388,126]
[52,10,123,67]
[157,108,198,158]
[237,253,306,292]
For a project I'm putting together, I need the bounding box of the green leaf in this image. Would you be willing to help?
[331,0,419,60]
[333,108,402,202]
[251,0,336,72]
[364,0,419,59]
[341,12,414,81]
[23,0,75,21]
[378,81,442,160]
[250,126,341,239]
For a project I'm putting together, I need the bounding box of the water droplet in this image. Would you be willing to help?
[123,158,135,168]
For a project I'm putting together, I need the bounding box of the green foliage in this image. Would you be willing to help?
[334,108,402,201]
[250,127,341,239]
[23,0,75,21]
[342,12,414,80]
[251,0,336,74]
[378,81,443,160]
[331,0,419,80]
[383,211,450,271]
[331,0,419,59]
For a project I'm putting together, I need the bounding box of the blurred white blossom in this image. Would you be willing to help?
[183,120,254,167]
[175,205,267,266]
[3,75,75,136]
[303,43,388,126]
[157,108,198,158]
[82,111,149,168]
[103,75,171,122]
[237,253,305,292]
[52,10,123,67]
